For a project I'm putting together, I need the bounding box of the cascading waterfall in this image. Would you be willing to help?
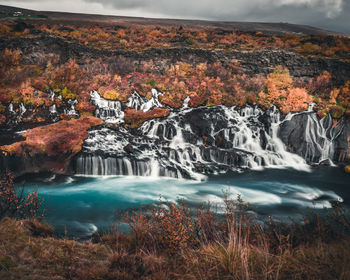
[279,107,344,165]
[140,89,164,112]
[19,103,26,115]
[49,104,57,114]
[125,91,147,111]
[90,90,124,123]
[74,89,344,180]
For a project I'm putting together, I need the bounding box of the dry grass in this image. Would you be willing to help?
[1,200,350,280]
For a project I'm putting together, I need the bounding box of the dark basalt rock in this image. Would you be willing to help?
[1,35,350,85]
[123,144,134,154]
[279,113,315,161]
[334,122,350,163]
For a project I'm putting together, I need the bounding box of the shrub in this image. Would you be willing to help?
[0,173,42,220]
[124,108,170,128]
[61,87,77,100]
[329,105,344,119]
[0,48,21,67]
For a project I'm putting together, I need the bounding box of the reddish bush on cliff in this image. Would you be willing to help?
[307,71,332,97]
[45,59,82,93]
[0,116,103,157]
[339,81,350,109]
[0,114,6,125]
[124,108,170,128]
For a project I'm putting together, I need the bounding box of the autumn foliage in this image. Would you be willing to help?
[0,116,103,157]
[0,21,350,129]
[258,66,313,114]
[124,108,170,128]
[0,173,42,220]
[35,23,350,61]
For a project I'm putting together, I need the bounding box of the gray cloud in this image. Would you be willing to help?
[0,0,349,33]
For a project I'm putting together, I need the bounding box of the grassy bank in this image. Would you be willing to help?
[1,198,350,280]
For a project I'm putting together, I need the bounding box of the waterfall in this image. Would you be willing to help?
[49,104,57,114]
[140,89,164,112]
[76,102,328,180]
[90,91,124,123]
[8,103,14,113]
[75,155,183,178]
[125,89,164,112]
[125,91,147,110]
[48,90,55,101]
[182,96,191,109]
[64,99,79,116]
[19,103,26,115]
[300,113,342,164]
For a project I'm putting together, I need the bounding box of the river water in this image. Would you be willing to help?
[17,166,349,239]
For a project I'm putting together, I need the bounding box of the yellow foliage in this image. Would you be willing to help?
[103,90,120,100]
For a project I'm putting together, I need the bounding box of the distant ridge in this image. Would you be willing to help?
[0,4,347,36]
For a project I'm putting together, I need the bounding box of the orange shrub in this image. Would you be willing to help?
[280,87,313,114]
[124,108,170,128]
[0,116,103,156]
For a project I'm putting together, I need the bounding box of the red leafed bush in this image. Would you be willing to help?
[124,108,170,128]
[122,202,199,251]
[0,116,103,156]
[0,173,43,220]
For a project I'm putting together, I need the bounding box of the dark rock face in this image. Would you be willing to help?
[1,35,350,85]
[73,105,312,180]
[334,122,350,162]
[0,153,74,177]
[279,113,315,161]
[279,112,345,164]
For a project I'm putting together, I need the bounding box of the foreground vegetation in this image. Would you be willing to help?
[1,175,350,279]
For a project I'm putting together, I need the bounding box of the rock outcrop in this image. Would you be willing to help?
[0,116,103,177]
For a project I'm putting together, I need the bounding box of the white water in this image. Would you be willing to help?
[77,92,337,179]
[90,90,124,123]
[19,103,26,115]
[140,89,164,112]
[125,91,147,110]
[304,113,342,164]
[64,99,79,116]
[49,104,57,114]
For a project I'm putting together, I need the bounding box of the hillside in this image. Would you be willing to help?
[0,4,350,177]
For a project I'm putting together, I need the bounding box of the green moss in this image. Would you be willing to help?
[61,87,77,100]
[24,100,33,106]
[149,80,156,87]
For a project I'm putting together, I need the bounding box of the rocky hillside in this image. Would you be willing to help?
[0,6,349,177]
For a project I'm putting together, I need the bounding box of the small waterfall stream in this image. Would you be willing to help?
[90,91,124,123]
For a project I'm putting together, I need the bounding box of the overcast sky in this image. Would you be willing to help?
[0,0,349,34]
